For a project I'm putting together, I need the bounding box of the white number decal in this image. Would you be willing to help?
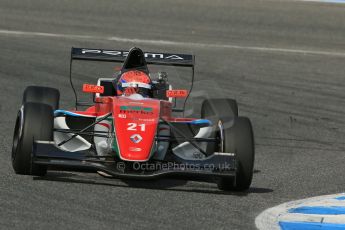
[127,123,146,131]
[138,124,146,131]
[127,123,137,130]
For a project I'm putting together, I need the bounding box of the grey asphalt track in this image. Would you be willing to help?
[0,0,345,229]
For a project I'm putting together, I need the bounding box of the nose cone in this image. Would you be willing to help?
[112,97,160,161]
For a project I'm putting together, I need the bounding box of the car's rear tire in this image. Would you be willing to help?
[201,98,238,121]
[201,98,238,154]
[217,117,255,191]
[12,102,54,176]
[23,86,60,110]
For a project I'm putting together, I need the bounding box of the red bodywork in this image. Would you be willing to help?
[71,97,197,162]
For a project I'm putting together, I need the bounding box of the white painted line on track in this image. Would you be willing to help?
[0,29,345,58]
[296,0,345,3]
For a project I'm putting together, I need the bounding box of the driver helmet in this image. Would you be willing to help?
[116,70,151,97]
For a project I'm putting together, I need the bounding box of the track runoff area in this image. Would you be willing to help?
[254,1,345,229]
[256,193,345,230]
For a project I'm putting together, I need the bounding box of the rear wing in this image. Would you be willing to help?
[69,47,195,112]
[71,48,195,67]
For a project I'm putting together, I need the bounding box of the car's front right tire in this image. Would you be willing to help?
[217,117,255,191]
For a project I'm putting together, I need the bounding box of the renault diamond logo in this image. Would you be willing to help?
[130,134,142,143]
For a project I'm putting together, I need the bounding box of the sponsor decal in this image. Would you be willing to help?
[117,117,155,122]
[81,49,184,60]
[138,118,155,122]
[130,134,143,144]
[129,147,142,152]
[120,106,153,114]
[118,114,126,118]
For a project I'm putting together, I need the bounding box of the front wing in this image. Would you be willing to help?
[33,141,237,180]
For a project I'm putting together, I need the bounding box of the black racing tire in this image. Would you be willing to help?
[23,86,60,110]
[217,117,255,191]
[12,102,54,176]
[201,98,238,121]
[201,98,238,154]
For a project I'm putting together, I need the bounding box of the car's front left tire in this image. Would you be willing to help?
[12,102,54,176]
[23,86,60,110]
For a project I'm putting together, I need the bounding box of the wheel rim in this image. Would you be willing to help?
[12,116,20,161]
[217,120,224,152]
[12,109,24,162]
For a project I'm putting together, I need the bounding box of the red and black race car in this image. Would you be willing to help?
[11,47,255,191]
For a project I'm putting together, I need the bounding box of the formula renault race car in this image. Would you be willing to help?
[11,47,255,191]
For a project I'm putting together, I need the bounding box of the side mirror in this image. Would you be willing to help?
[82,84,104,94]
[166,90,188,98]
